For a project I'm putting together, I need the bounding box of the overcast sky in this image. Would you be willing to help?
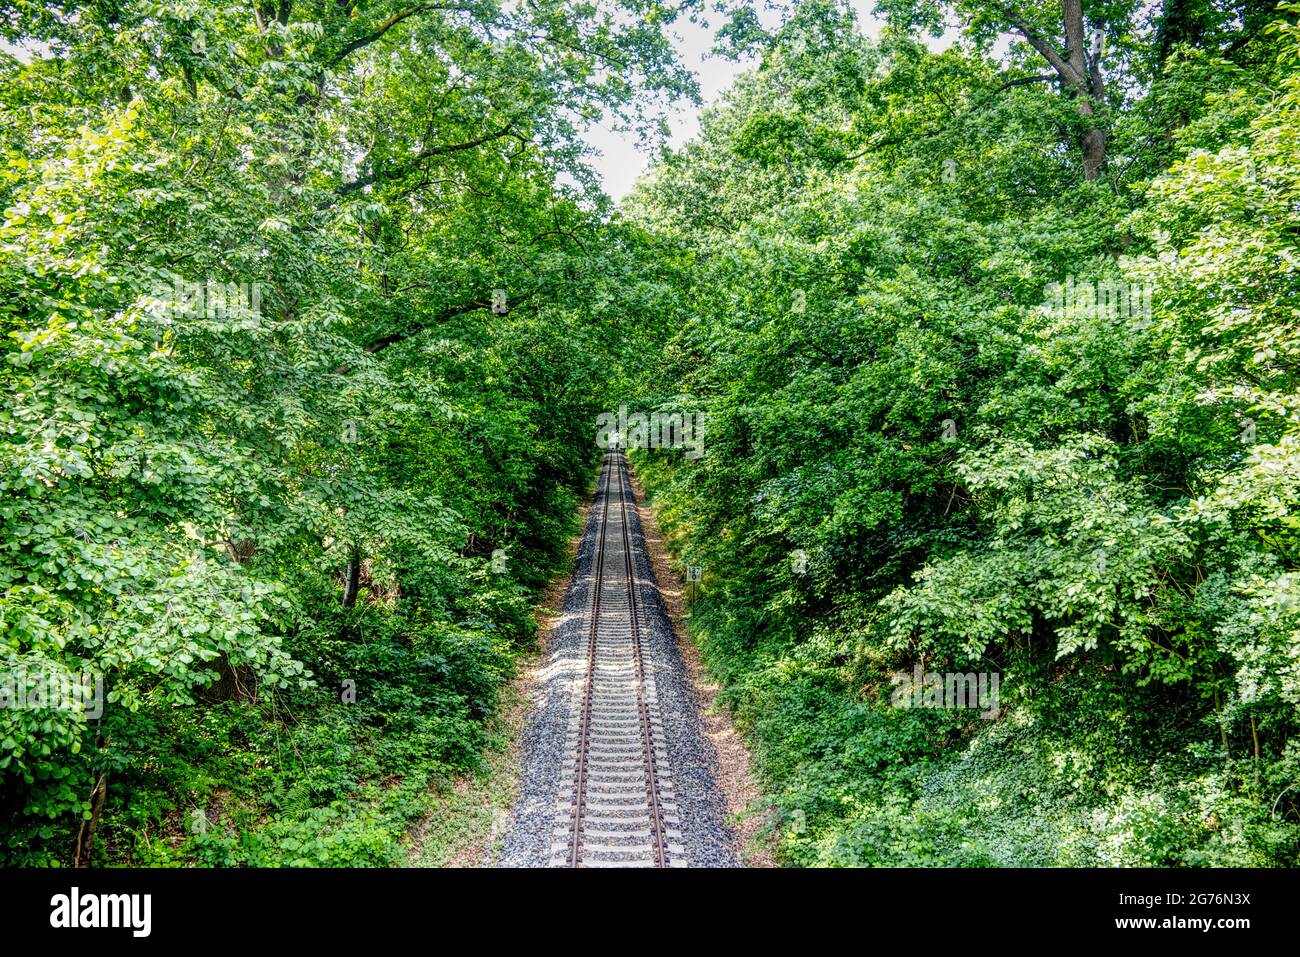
[585,1,893,202]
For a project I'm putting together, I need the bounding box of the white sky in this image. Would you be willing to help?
[586,0,894,201]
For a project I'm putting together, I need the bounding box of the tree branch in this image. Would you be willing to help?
[330,292,533,375]
[337,120,519,195]
[328,2,480,66]
[851,73,1056,158]
[991,2,1079,85]
[329,3,433,66]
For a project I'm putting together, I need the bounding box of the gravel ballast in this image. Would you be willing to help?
[496,457,739,868]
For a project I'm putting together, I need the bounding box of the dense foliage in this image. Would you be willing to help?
[0,0,692,865]
[6,0,1299,870]
[627,0,1300,865]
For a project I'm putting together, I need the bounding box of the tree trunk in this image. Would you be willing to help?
[200,654,258,703]
[342,545,362,608]
[1003,0,1109,180]
[1061,0,1106,180]
[73,773,108,867]
[1079,111,1107,181]
[203,537,259,702]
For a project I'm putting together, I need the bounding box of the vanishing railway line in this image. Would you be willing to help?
[548,450,686,867]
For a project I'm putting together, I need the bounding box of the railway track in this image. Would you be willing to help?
[547,449,686,867]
